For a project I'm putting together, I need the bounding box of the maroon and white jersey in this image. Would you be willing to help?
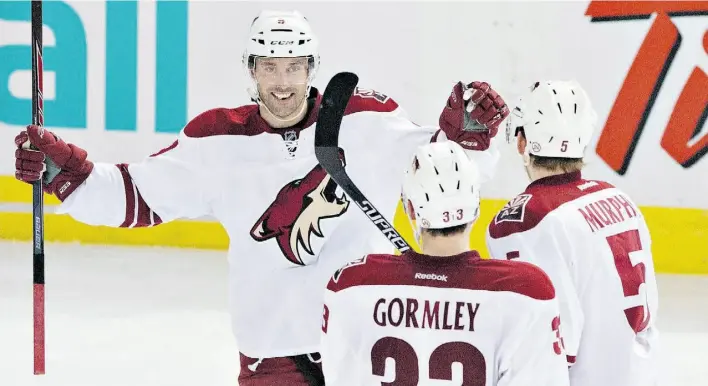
[54,87,500,358]
[321,251,570,386]
[486,171,659,386]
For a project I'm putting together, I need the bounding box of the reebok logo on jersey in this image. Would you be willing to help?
[414,272,448,282]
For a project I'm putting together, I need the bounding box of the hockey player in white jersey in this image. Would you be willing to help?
[321,141,570,386]
[13,10,510,386]
[486,81,659,386]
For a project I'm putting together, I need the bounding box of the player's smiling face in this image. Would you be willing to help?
[254,57,309,118]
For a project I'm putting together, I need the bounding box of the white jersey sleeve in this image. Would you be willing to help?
[433,129,500,184]
[382,112,501,185]
[487,212,584,364]
[320,287,353,383]
[57,112,217,227]
[320,255,372,385]
[340,89,500,186]
[498,289,570,386]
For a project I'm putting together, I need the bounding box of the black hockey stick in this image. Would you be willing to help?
[31,0,46,375]
[314,72,411,253]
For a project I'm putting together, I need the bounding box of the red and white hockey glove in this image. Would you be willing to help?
[14,125,93,201]
[438,81,510,151]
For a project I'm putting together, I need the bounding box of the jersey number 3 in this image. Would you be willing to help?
[371,337,485,385]
[607,229,651,333]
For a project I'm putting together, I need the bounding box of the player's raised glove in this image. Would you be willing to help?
[438,81,509,151]
[14,125,93,201]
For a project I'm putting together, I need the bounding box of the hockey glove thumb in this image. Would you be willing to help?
[15,125,94,201]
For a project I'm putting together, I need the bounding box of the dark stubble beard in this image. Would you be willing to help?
[261,87,307,118]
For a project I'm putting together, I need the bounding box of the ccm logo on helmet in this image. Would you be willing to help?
[270,40,295,45]
[415,272,448,282]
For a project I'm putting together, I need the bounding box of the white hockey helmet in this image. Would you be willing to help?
[506,80,598,158]
[401,141,481,231]
[242,10,320,101]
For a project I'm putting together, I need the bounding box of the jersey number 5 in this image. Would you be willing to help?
[606,229,651,333]
[371,337,485,385]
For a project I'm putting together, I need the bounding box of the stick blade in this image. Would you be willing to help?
[315,72,359,174]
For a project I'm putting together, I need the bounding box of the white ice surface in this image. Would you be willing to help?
[1,241,706,386]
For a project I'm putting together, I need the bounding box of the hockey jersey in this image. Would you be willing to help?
[55,87,500,358]
[486,171,660,386]
[321,251,570,386]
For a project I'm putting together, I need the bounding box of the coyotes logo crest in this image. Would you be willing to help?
[250,150,349,265]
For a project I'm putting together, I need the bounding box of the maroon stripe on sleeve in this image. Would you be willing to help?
[116,164,162,228]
